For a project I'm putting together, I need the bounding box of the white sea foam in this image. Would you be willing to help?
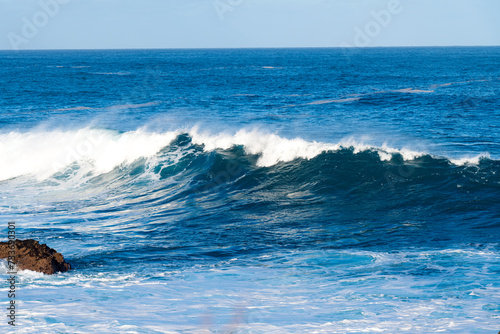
[190,128,340,167]
[378,143,426,161]
[0,127,492,181]
[0,128,179,181]
[449,153,490,166]
[3,248,498,333]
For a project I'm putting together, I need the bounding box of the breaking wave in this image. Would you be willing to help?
[0,127,496,183]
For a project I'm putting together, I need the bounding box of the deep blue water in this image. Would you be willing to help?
[0,47,499,333]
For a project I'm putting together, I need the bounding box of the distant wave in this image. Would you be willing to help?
[91,71,131,76]
[50,101,161,112]
[286,78,498,107]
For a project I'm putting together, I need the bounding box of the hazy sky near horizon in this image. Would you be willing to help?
[0,0,498,50]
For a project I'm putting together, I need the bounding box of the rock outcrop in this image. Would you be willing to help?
[0,239,71,275]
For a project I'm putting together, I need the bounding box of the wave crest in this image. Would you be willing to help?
[0,127,494,182]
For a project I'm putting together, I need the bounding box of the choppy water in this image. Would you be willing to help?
[0,47,499,333]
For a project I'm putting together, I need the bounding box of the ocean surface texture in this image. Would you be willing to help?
[0,48,499,333]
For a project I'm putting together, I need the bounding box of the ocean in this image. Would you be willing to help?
[0,47,499,333]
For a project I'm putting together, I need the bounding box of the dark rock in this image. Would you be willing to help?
[0,239,71,275]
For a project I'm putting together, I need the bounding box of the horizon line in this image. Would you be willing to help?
[1,45,500,52]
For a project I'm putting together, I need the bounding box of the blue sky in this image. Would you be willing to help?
[0,0,499,50]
